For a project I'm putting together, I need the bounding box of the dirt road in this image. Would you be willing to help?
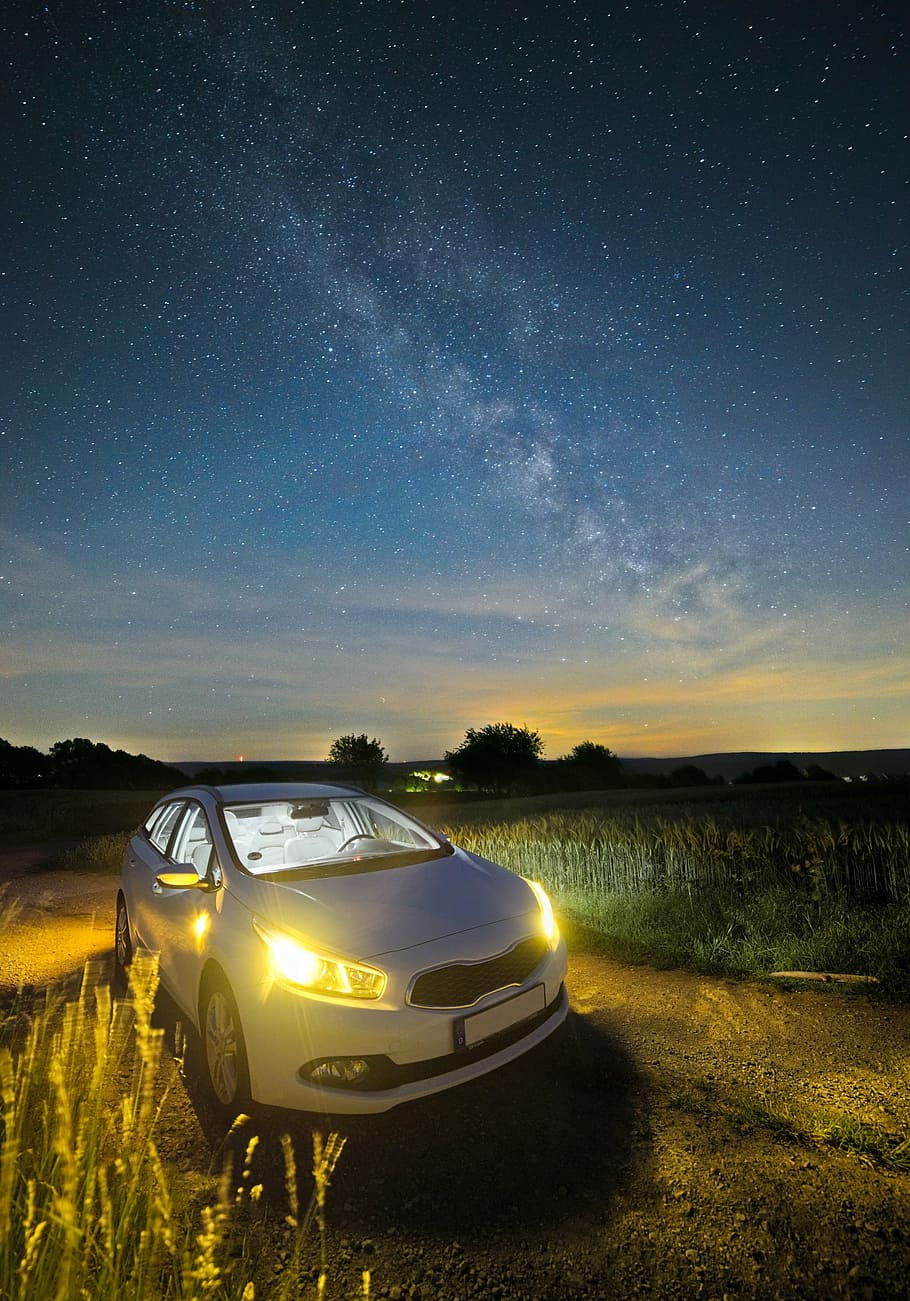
[0,855,113,991]
[1,859,909,1298]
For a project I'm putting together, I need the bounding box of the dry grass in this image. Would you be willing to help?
[0,957,351,1301]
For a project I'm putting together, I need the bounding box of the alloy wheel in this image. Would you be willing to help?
[204,986,243,1107]
[115,898,132,969]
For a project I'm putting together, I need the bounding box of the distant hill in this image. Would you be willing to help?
[175,759,340,781]
[173,751,909,785]
[172,759,442,782]
[620,750,910,782]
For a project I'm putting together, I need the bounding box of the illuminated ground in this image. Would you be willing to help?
[2,858,909,1298]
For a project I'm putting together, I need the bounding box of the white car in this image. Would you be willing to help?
[116,783,568,1115]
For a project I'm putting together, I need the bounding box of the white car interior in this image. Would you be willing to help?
[223,797,438,873]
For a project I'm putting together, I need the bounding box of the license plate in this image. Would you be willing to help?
[454,984,546,1051]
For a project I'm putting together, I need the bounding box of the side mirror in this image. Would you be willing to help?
[156,870,208,890]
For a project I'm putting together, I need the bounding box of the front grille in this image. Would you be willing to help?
[409,935,549,1009]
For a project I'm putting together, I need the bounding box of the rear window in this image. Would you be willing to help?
[145,801,185,853]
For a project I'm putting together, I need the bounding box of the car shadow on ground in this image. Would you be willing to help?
[156,988,648,1239]
[3,947,648,1243]
[327,1011,645,1236]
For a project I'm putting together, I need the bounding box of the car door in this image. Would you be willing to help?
[126,799,215,1017]
[127,799,187,960]
[149,801,219,1017]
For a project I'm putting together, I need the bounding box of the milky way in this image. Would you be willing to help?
[2,1,907,759]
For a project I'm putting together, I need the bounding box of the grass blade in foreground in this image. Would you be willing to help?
[0,955,349,1300]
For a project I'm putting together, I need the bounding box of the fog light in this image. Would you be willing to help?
[306,1057,371,1086]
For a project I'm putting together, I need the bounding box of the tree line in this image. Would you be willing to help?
[0,728,851,795]
[188,729,632,796]
[0,728,627,794]
[0,737,188,790]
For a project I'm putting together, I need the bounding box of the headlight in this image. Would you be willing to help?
[527,880,559,948]
[253,919,386,1000]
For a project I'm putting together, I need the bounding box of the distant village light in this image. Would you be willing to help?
[406,769,453,792]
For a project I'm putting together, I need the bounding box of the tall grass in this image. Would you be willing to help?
[0,957,346,1300]
[446,810,910,901]
[60,833,128,875]
[445,809,910,991]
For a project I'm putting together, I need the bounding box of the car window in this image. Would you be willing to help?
[171,803,214,875]
[147,801,185,853]
[222,794,446,875]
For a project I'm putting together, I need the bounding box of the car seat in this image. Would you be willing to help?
[284,816,340,865]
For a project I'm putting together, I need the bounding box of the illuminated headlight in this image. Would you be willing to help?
[527,880,559,948]
[253,920,386,1000]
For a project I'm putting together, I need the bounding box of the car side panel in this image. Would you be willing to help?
[122,832,206,1023]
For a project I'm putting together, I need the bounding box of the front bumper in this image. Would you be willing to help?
[237,938,569,1114]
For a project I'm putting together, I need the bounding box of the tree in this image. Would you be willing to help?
[326,733,388,792]
[444,723,543,797]
[0,738,47,788]
[560,741,624,790]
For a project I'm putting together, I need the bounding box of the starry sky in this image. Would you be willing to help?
[2,0,907,763]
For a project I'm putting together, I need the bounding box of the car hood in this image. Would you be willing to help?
[233,847,539,959]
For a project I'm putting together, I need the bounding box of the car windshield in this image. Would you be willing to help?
[222,794,450,876]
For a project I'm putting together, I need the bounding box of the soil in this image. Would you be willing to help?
[1,855,909,1299]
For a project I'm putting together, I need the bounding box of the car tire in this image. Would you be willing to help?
[114,894,133,989]
[199,972,251,1117]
